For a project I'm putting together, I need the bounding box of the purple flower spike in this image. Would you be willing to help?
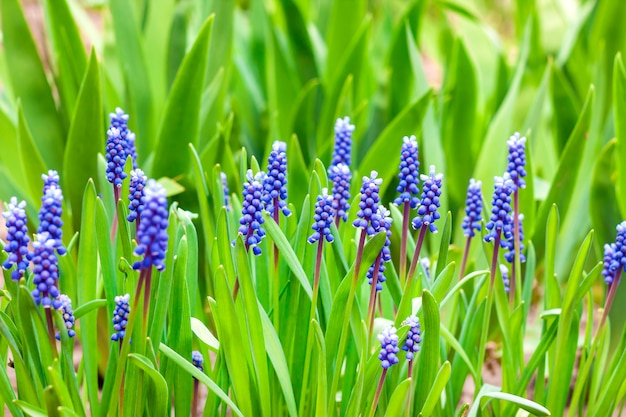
[55,294,76,339]
[109,107,137,169]
[402,315,421,360]
[105,127,128,188]
[262,141,291,218]
[412,165,443,233]
[31,233,61,309]
[133,180,169,271]
[308,189,335,244]
[504,214,526,263]
[367,207,392,291]
[42,170,60,194]
[2,198,31,281]
[127,169,147,223]
[236,170,267,256]
[462,179,483,238]
[331,117,355,168]
[329,163,351,222]
[353,171,383,235]
[484,174,514,246]
[603,221,626,284]
[377,326,399,369]
[394,135,420,209]
[506,133,527,191]
[38,184,66,256]
[500,264,510,293]
[221,172,231,211]
[192,351,205,372]
[111,294,130,342]
[603,243,618,284]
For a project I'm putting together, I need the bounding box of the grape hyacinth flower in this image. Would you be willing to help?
[105,127,128,190]
[462,179,483,238]
[127,169,147,224]
[353,171,383,236]
[500,264,510,293]
[329,163,351,226]
[598,222,626,332]
[371,326,399,416]
[42,170,60,194]
[109,107,138,167]
[367,207,392,292]
[504,214,526,263]
[394,135,420,209]
[603,243,619,284]
[2,198,31,281]
[221,172,231,211]
[402,316,421,362]
[38,184,66,256]
[55,294,76,339]
[262,141,291,218]
[506,133,527,191]
[111,294,130,342]
[330,116,355,168]
[192,351,204,372]
[484,174,514,247]
[31,233,61,309]
[407,166,443,284]
[308,189,335,244]
[133,180,169,272]
[236,170,267,256]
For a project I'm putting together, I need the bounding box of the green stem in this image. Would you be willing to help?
[459,235,472,280]
[367,254,383,341]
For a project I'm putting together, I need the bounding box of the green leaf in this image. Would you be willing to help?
[420,361,451,416]
[16,103,47,206]
[152,16,214,179]
[63,50,103,231]
[414,290,440,412]
[613,53,626,217]
[13,400,47,417]
[384,378,412,417]
[190,317,219,352]
[482,392,550,416]
[73,299,107,319]
[128,354,168,417]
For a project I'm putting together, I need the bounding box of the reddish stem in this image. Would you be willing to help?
[367,254,383,336]
[598,270,623,335]
[369,369,388,417]
[111,186,121,242]
[399,202,411,286]
[406,225,428,289]
[459,235,472,280]
[45,307,58,359]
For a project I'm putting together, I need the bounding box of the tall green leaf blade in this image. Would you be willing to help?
[420,361,451,416]
[128,354,168,417]
[613,53,626,217]
[414,290,440,413]
[16,104,47,206]
[152,16,214,179]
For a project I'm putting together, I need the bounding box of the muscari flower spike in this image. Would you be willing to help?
[603,243,619,284]
[236,170,267,256]
[133,180,169,271]
[42,170,60,194]
[308,189,335,244]
[31,233,61,309]
[111,294,130,342]
[55,294,76,339]
[329,163,351,222]
[192,350,204,372]
[394,135,420,209]
[412,165,443,233]
[38,184,66,256]
[603,222,626,285]
[105,127,128,188]
[378,326,400,369]
[2,198,31,281]
[504,214,526,263]
[353,171,383,235]
[262,141,291,217]
[402,315,421,361]
[331,116,355,168]
[127,169,147,223]
[500,264,510,293]
[506,132,527,191]
[484,174,514,246]
[367,207,392,291]
[462,179,483,238]
[221,172,231,211]
[109,107,137,169]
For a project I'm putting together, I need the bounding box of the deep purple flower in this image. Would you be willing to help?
[506,133,527,191]
[111,294,130,342]
[127,169,147,223]
[500,264,510,293]
[109,107,137,169]
[484,174,514,246]
[412,165,443,233]
[38,185,66,256]
[461,179,483,238]
[192,351,204,372]
[603,243,618,284]
[329,163,351,222]
[402,315,421,361]
[353,171,383,235]
[603,221,626,284]
[331,117,355,168]
[236,170,267,256]
[377,326,399,369]
[133,180,169,271]
[394,135,420,208]
[308,189,335,244]
[262,141,291,217]
[42,170,60,194]
[2,198,31,280]
[367,207,392,291]
[221,172,231,211]
[55,294,76,339]
[504,214,526,263]
[31,233,61,309]
[105,127,128,188]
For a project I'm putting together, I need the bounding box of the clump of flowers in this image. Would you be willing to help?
[402,315,422,362]
[127,169,147,224]
[353,171,383,236]
[484,174,514,247]
[412,165,443,233]
[42,170,60,193]
[308,189,335,244]
[38,183,66,256]
[105,127,128,190]
[462,179,483,238]
[133,180,169,272]
[329,163,351,225]
[111,294,130,342]
[56,294,77,339]
[236,170,267,256]
[378,326,400,369]
[506,133,527,191]
[394,135,420,209]
[367,207,392,292]
[330,116,355,168]
[262,141,291,218]
[31,233,61,308]
[2,197,31,281]
[504,214,526,263]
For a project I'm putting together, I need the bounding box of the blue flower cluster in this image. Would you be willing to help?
[506,133,527,191]
[603,243,618,284]
[111,294,130,342]
[56,294,76,339]
[237,170,267,256]
[394,135,420,209]
[42,170,60,193]
[378,326,400,369]
[500,264,510,293]
[192,350,204,372]
[602,221,626,284]
[105,127,128,188]
[331,117,355,168]
[221,172,231,211]
[2,198,31,281]
[353,171,383,235]
[367,207,392,291]
[329,163,351,223]
[504,214,526,263]
[127,169,147,223]
[263,141,291,217]
[308,189,335,244]
[461,179,483,238]
[109,107,137,169]
[31,233,61,308]
[133,180,169,271]
[402,315,421,361]
[412,165,443,233]
[38,183,66,256]
[484,174,514,246]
